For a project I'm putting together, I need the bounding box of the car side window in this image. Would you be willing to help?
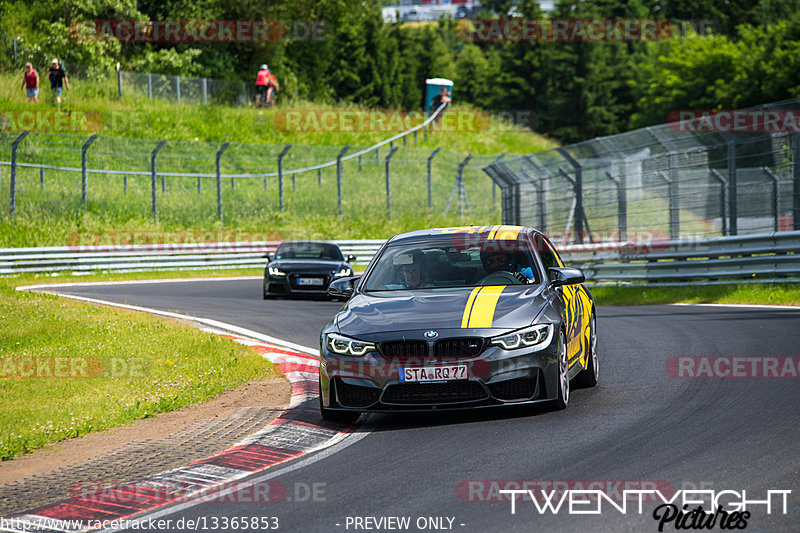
[536,239,562,281]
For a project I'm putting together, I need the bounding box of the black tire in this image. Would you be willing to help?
[574,313,599,388]
[551,330,569,411]
[319,381,361,424]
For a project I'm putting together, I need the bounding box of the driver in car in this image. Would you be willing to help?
[480,250,535,283]
[399,257,426,289]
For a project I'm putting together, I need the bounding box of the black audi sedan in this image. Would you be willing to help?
[263,241,355,299]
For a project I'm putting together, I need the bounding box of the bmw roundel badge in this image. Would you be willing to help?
[425,330,439,339]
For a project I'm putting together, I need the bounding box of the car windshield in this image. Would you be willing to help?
[362,236,540,291]
[275,242,343,261]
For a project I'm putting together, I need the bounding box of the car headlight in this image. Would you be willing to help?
[326,333,376,356]
[333,267,353,278]
[268,266,285,277]
[490,324,553,351]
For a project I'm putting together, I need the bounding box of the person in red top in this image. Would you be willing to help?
[21,62,40,104]
[255,64,279,108]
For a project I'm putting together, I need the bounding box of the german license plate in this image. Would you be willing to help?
[296,277,324,286]
[399,365,468,382]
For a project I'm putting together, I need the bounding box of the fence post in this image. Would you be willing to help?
[13,37,17,63]
[147,74,152,99]
[124,175,128,195]
[793,134,800,230]
[427,147,441,213]
[40,168,45,190]
[231,177,235,189]
[278,144,292,212]
[556,148,587,244]
[491,153,506,206]
[710,169,728,236]
[151,140,167,222]
[9,131,30,217]
[162,175,166,193]
[117,69,122,98]
[336,146,349,215]
[445,154,472,216]
[202,78,208,105]
[605,171,627,241]
[197,177,201,194]
[657,171,679,240]
[318,168,322,187]
[216,142,231,221]
[726,137,738,235]
[763,167,782,232]
[176,76,181,104]
[385,146,399,220]
[81,134,99,208]
[358,155,362,172]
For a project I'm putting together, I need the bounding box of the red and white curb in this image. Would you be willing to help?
[3,283,358,533]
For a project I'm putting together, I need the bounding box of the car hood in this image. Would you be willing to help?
[270,260,347,273]
[336,285,548,335]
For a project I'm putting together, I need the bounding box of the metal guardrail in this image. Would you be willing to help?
[575,231,800,285]
[0,240,387,275]
[1,233,798,285]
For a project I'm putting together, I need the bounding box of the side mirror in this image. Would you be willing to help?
[549,267,585,287]
[346,254,356,263]
[329,276,359,300]
[263,253,271,261]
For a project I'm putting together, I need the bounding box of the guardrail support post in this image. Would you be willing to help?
[727,137,738,235]
[151,140,167,222]
[427,147,441,214]
[711,169,728,236]
[81,134,99,208]
[278,144,292,212]
[9,131,30,217]
[40,168,45,190]
[385,146,399,220]
[215,142,230,221]
[793,134,800,230]
[336,146,349,215]
[605,171,627,241]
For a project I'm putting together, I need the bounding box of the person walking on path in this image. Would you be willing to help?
[48,59,70,104]
[21,62,39,103]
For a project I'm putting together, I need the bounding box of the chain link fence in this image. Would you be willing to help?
[484,99,800,245]
[0,127,500,226]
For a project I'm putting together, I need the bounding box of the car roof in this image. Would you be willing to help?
[279,240,340,247]
[387,225,542,244]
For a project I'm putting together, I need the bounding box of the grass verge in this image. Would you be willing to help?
[590,283,800,307]
[0,279,282,461]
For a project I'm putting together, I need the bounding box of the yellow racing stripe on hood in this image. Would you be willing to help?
[461,287,481,328]
[462,286,506,328]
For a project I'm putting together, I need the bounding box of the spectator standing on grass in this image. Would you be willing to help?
[255,64,279,108]
[430,87,451,126]
[21,62,39,103]
[48,59,69,104]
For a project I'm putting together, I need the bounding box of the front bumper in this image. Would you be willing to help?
[264,273,333,296]
[319,329,561,412]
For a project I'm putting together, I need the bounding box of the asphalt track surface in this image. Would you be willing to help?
[53,279,800,533]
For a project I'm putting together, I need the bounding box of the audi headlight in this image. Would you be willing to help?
[268,266,285,277]
[333,267,353,278]
[326,333,376,356]
[490,324,553,351]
